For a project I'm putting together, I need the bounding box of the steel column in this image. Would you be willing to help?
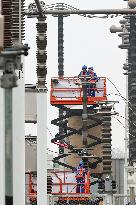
[0,86,4,205]
[124,73,128,195]
[128,15,136,165]
[37,89,47,205]
[12,0,25,204]
[5,89,13,205]
[13,73,25,205]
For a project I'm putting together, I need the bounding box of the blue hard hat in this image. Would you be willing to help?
[82,65,87,70]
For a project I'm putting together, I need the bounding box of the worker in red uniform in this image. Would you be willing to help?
[87,67,98,97]
[78,65,88,76]
[75,160,86,193]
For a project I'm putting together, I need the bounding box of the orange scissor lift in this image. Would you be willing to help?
[49,76,107,204]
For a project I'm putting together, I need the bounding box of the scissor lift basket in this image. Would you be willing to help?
[50,77,107,105]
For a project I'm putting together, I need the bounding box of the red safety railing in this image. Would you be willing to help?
[51,170,90,195]
[26,170,91,202]
[50,77,107,105]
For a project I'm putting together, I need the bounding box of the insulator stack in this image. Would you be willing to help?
[36,17,47,86]
[11,0,25,43]
[21,0,25,40]
[57,15,65,155]
[128,15,136,165]
[47,175,52,194]
[1,0,12,48]
[101,106,112,175]
[58,15,64,77]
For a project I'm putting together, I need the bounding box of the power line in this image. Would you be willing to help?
[107,78,136,114]
[112,116,135,138]
[47,127,54,139]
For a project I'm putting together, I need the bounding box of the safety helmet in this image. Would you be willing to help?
[82,65,87,70]
[88,67,94,71]
[79,160,83,166]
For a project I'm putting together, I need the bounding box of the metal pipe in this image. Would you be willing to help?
[25,9,136,15]
[5,88,13,205]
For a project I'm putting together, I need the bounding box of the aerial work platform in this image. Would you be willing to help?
[50,77,107,105]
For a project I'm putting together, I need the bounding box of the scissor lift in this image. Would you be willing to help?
[50,75,113,204]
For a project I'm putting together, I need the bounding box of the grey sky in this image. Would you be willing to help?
[25,0,127,153]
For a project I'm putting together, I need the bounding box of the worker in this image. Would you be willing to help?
[75,160,86,193]
[87,67,98,80]
[78,65,88,77]
[87,67,98,97]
